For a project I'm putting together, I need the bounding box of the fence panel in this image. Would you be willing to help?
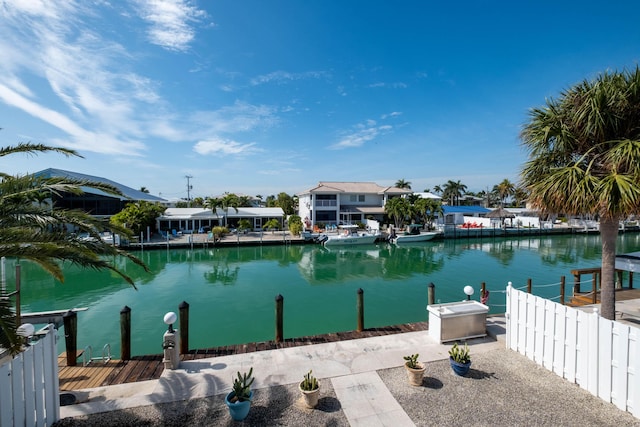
[0,325,59,427]
[506,285,639,419]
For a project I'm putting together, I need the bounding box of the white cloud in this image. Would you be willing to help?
[193,137,260,156]
[330,120,394,150]
[192,101,279,134]
[250,70,327,86]
[135,0,206,52]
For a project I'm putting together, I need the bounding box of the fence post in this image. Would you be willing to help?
[560,276,566,305]
[427,282,435,306]
[179,301,189,354]
[275,294,284,342]
[120,306,131,360]
[63,310,78,366]
[357,288,364,332]
[591,272,598,304]
[527,278,532,294]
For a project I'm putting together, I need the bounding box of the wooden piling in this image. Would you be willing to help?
[357,288,364,332]
[179,301,189,354]
[427,282,435,306]
[120,306,131,361]
[63,310,78,366]
[560,276,566,305]
[275,294,284,343]
[592,272,598,304]
[527,278,532,294]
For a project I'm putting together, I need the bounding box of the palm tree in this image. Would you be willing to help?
[0,143,148,354]
[521,68,640,320]
[384,197,411,228]
[494,179,516,207]
[414,198,443,230]
[394,179,412,189]
[204,196,223,225]
[442,180,467,206]
[432,185,443,195]
[220,193,239,227]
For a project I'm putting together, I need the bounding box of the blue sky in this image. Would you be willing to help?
[1,1,639,201]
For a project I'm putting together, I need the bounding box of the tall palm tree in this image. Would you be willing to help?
[0,143,148,354]
[204,196,223,225]
[394,179,412,189]
[384,197,411,228]
[494,179,516,207]
[442,180,467,206]
[220,193,239,227]
[432,185,443,195]
[521,68,640,320]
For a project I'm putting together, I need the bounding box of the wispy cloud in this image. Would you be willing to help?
[329,119,393,150]
[192,101,279,134]
[368,82,408,89]
[135,0,207,52]
[250,70,327,86]
[193,137,261,156]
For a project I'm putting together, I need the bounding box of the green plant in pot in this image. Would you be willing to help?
[448,343,471,376]
[403,353,426,386]
[299,369,320,408]
[225,367,254,421]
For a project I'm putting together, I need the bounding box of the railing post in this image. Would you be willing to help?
[573,271,581,294]
[630,271,634,289]
[120,306,131,360]
[63,310,78,366]
[527,278,532,294]
[357,288,364,332]
[179,301,189,354]
[592,272,598,304]
[427,282,435,306]
[275,294,284,343]
[560,276,566,305]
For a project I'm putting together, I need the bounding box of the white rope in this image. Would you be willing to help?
[532,281,563,288]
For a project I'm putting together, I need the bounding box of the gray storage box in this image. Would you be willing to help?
[427,300,489,343]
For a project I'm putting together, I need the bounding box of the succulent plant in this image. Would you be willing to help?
[403,353,421,369]
[230,367,254,402]
[300,369,319,391]
[448,343,471,364]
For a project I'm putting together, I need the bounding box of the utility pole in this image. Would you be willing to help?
[185,175,193,206]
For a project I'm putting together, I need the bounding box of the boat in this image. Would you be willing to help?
[323,225,379,246]
[390,224,439,244]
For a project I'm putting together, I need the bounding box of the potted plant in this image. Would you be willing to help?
[448,343,471,376]
[299,369,320,408]
[224,367,254,421]
[403,353,426,386]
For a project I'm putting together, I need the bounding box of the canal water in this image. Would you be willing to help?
[8,232,640,358]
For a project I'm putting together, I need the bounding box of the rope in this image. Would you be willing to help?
[532,281,563,288]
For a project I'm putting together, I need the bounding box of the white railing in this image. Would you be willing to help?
[0,325,60,427]
[506,285,639,418]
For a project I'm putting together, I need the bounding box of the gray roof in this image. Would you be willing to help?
[34,168,166,203]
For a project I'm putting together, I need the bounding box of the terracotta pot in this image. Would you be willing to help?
[299,381,320,408]
[405,361,426,386]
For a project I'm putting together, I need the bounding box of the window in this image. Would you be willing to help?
[349,194,365,202]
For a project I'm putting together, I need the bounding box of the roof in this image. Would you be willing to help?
[442,206,492,215]
[298,181,412,196]
[160,207,284,219]
[35,168,166,203]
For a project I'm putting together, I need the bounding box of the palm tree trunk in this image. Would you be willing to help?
[599,217,618,320]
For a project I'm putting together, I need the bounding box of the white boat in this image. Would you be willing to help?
[323,225,379,246]
[390,224,439,244]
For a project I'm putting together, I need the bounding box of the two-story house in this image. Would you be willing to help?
[297,181,411,228]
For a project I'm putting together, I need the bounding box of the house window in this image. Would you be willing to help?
[350,194,365,202]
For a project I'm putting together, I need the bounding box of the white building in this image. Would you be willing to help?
[297,181,411,228]
[156,207,285,233]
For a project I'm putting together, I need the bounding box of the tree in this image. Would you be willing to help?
[0,143,148,354]
[263,218,280,233]
[394,179,412,189]
[414,198,443,230]
[442,180,467,206]
[276,192,295,215]
[433,185,443,195]
[110,201,166,236]
[220,193,239,226]
[287,214,303,236]
[384,197,411,228]
[494,179,516,207]
[521,68,640,320]
[139,187,150,194]
[204,196,222,224]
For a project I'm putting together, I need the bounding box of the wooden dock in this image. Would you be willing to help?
[58,322,428,391]
[568,287,640,307]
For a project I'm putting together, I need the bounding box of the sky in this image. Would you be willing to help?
[1,1,640,201]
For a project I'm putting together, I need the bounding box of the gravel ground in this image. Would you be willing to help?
[53,382,348,427]
[53,348,638,427]
[379,348,639,427]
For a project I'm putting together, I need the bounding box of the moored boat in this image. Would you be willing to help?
[390,224,439,244]
[323,225,379,246]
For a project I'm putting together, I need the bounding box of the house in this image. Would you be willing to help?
[156,207,285,233]
[297,181,412,228]
[34,168,166,217]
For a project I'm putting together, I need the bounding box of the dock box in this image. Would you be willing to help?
[427,300,489,343]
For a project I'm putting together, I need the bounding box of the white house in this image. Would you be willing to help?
[297,181,411,228]
[156,207,285,233]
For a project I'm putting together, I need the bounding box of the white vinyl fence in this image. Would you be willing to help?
[0,325,60,427]
[506,285,639,418]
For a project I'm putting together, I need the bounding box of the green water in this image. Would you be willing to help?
[6,233,640,357]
